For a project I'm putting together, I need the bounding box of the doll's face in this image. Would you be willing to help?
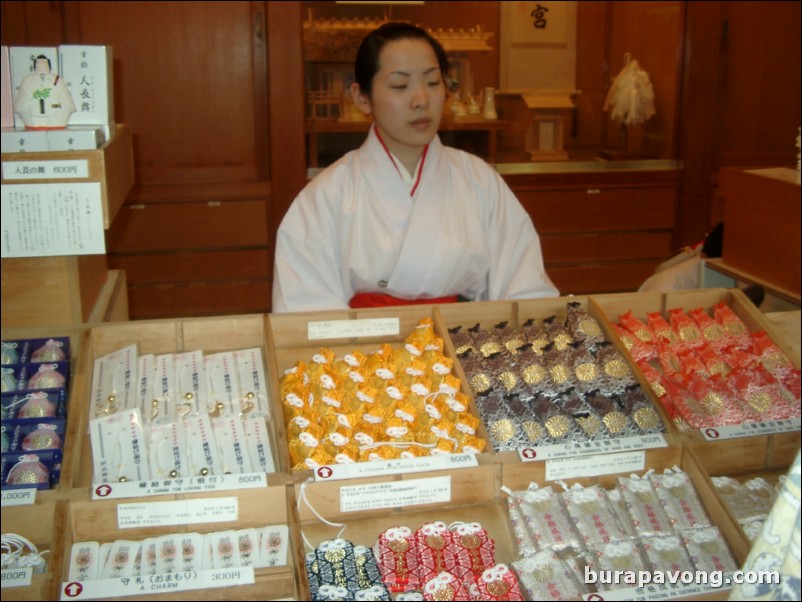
[34,58,50,74]
[352,38,445,169]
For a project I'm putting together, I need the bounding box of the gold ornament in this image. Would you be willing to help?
[545,415,571,438]
[522,421,544,442]
[575,363,599,382]
[603,411,627,433]
[522,364,546,384]
[549,364,571,385]
[499,371,518,391]
[490,419,516,443]
[604,359,630,379]
[633,407,660,430]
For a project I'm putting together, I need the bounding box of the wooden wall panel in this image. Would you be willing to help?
[718,2,801,167]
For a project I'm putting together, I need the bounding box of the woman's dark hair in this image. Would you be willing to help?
[354,21,449,95]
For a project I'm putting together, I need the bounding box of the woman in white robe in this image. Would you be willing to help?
[272,23,558,313]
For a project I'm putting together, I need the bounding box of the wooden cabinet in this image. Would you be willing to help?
[502,166,680,295]
[1,1,306,320]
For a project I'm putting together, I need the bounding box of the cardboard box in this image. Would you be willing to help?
[59,45,114,126]
[1,122,134,231]
[721,167,801,296]
[58,487,299,601]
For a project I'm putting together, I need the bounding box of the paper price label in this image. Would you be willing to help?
[60,567,255,600]
[1,488,36,506]
[3,159,89,180]
[92,473,266,500]
[546,450,646,481]
[700,418,801,441]
[518,434,667,462]
[340,476,450,513]
[117,497,238,529]
[314,453,477,481]
[307,318,400,340]
[582,579,731,601]
[2,568,33,588]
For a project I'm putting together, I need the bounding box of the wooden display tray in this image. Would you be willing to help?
[67,314,285,489]
[57,487,299,601]
[0,324,91,497]
[267,305,495,474]
[0,499,68,601]
[436,296,676,461]
[294,442,744,600]
[687,435,800,564]
[1,123,134,230]
[590,288,801,443]
[1,262,126,329]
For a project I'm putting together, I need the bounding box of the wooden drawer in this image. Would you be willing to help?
[541,231,673,264]
[110,249,270,286]
[106,200,268,253]
[518,186,676,233]
[548,261,658,294]
[127,280,271,319]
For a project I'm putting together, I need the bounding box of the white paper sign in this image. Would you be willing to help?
[92,473,267,500]
[2,567,33,588]
[340,476,451,513]
[313,453,477,482]
[1,182,105,257]
[518,434,667,462]
[545,450,646,481]
[2,159,90,179]
[1,488,36,506]
[117,497,238,529]
[60,567,255,600]
[308,318,400,340]
[582,580,731,601]
[700,418,801,441]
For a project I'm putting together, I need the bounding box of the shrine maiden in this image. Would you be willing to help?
[272,22,558,313]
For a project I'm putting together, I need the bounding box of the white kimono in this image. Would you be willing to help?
[272,127,558,313]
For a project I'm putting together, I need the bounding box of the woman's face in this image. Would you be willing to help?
[352,38,445,167]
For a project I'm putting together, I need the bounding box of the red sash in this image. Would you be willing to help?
[349,292,459,308]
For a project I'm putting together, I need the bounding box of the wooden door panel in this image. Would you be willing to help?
[72,1,266,185]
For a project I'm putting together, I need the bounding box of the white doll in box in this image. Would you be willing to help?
[14,55,75,129]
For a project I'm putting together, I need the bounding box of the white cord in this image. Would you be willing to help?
[297,477,347,552]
